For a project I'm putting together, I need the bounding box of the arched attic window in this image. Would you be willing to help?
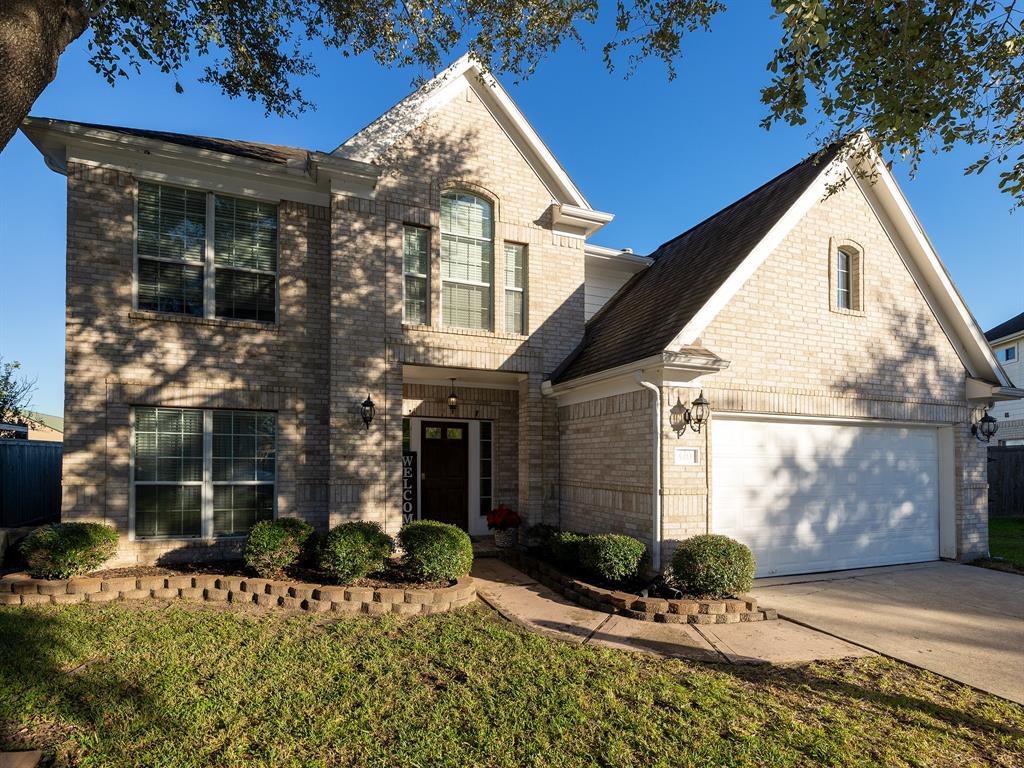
[831,240,864,313]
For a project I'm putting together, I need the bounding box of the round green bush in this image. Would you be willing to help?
[244,517,317,578]
[545,531,585,567]
[578,534,647,585]
[320,521,394,584]
[20,522,119,579]
[670,534,755,598]
[397,520,473,582]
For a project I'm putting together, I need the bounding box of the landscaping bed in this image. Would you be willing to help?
[0,568,476,615]
[500,549,776,624]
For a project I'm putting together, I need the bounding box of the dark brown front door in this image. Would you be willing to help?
[420,421,469,530]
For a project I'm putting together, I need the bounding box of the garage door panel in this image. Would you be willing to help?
[712,418,939,577]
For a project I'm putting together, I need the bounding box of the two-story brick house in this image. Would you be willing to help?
[22,55,1020,575]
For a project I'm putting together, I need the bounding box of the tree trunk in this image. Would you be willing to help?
[0,0,88,152]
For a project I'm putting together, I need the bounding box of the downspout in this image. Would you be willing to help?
[635,374,662,571]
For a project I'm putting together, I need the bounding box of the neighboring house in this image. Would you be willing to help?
[25,411,63,442]
[21,56,1021,574]
[985,312,1024,445]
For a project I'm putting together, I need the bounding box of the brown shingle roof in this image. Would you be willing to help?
[985,311,1024,342]
[552,143,843,384]
[32,118,311,165]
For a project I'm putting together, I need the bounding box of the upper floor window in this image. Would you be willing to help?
[1003,345,1017,363]
[504,243,526,334]
[831,241,863,313]
[136,181,278,323]
[403,225,429,325]
[441,191,492,330]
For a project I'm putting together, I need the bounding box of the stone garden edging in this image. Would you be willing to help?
[499,550,776,625]
[0,571,477,616]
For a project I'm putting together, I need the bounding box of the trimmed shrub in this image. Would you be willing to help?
[523,523,560,550]
[397,520,473,582]
[671,534,755,598]
[245,517,317,579]
[545,531,585,568]
[20,523,119,579]
[578,534,647,585]
[320,521,394,584]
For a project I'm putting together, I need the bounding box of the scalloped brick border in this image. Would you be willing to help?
[0,572,476,616]
[499,550,776,625]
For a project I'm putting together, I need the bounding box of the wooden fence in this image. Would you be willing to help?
[988,446,1024,519]
[0,440,62,527]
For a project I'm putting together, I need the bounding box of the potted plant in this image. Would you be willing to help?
[486,503,522,548]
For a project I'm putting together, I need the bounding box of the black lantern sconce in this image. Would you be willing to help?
[359,394,376,431]
[971,407,998,443]
[447,378,459,414]
[669,390,711,437]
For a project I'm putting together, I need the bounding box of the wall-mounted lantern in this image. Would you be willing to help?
[669,390,711,437]
[359,394,376,431]
[971,407,998,443]
[447,378,459,414]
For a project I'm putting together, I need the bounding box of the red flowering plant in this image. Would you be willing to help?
[486,503,522,531]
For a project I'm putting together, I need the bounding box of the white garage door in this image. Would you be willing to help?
[712,417,940,577]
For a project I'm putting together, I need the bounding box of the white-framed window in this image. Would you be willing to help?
[479,420,493,516]
[504,243,526,334]
[1002,345,1017,363]
[836,247,852,309]
[132,406,276,539]
[136,181,278,323]
[403,225,429,324]
[441,191,492,330]
[831,241,863,313]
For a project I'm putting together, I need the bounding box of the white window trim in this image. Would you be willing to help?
[503,242,527,335]
[402,224,430,325]
[132,181,280,324]
[440,191,494,331]
[128,406,278,541]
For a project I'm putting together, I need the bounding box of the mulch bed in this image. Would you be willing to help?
[84,559,449,590]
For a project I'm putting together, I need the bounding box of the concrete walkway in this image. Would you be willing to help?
[753,561,1024,704]
[471,558,872,665]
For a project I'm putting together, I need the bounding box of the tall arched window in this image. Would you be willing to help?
[831,239,863,313]
[441,191,493,330]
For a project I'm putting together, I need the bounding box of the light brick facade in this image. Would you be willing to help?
[50,71,997,570]
[558,177,991,564]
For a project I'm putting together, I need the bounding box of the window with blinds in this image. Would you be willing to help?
[403,225,429,324]
[135,182,278,323]
[133,407,276,538]
[504,243,526,334]
[136,182,206,316]
[441,191,492,330]
[214,195,278,322]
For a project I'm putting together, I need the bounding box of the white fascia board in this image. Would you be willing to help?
[667,159,847,349]
[20,118,375,206]
[861,149,1011,387]
[552,203,614,238]
[967,377,1024,402]
[334,53,599,211]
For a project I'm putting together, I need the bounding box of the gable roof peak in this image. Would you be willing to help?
[333,52,599,211]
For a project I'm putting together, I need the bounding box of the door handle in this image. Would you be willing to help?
[421,472,426,480]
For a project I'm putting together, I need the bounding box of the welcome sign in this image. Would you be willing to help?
[401,451,417,523]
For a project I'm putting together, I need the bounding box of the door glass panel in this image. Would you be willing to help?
[446,427,463,440]
[425,427,442,439]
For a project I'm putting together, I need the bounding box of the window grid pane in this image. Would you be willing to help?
[441,192,493,330]
[134,407,275,539]
[480,421,493,516]
[137,182,207,263]
[138,259,204,316]
[213,194,277,323]
[215,269,276,322]
[505,290,524,335]
[836,249,852,309]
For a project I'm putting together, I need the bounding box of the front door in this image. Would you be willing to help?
[420,421,469,530]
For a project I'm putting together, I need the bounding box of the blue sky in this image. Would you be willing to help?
[1,8,1021,416]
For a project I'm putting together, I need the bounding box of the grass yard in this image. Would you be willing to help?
[973,518,1024,574]
[1,602,1022,768]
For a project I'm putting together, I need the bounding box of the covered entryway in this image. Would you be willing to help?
[712,416,941,577]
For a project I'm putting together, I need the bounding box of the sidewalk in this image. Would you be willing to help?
[471,558,872,665]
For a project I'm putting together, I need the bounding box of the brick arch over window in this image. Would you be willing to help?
[430,180,502,223]
[829,237,865,314]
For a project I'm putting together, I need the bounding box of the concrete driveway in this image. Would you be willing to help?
[753,561,1024,704]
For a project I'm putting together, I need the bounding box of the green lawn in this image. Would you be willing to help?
[989,518,1024,570]
[1,602,1022,768]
